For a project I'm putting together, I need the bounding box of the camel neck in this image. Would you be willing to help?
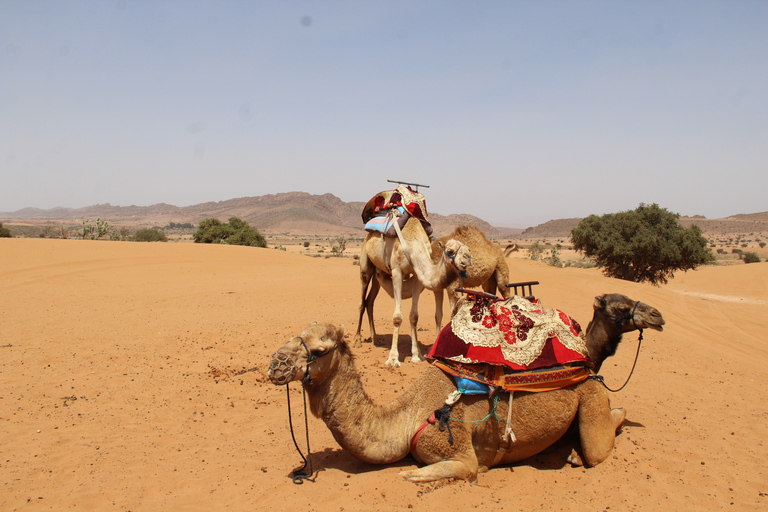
[585,314,624,373]
[304,352,430,464]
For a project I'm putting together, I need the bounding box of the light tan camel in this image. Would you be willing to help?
[269,294,664,482]
[357,225,512,348]
[504,243,520,256]
[354,216,472,367]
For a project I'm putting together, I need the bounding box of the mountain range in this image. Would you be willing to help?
[0,192,506,237]
[2,192,766,238]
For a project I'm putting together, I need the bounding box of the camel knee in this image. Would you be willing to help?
[612,408,627,432]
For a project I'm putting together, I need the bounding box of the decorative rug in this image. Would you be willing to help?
[427,295,592,393]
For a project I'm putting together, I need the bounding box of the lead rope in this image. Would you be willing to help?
[285,383,313,484]
[285,337,318,484]
[592,329,643,393]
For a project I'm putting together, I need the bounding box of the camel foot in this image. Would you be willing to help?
[385,356,401,368]
[612,408,627,432]
[410,353,424,364]
[352,334,363,348]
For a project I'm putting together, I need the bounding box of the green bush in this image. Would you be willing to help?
[0,222,11,238]
[743,252,761,264]
[193,217,266,248]
[571,203,714,285]
[133,228,168,242]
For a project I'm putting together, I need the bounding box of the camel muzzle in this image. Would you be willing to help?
[268,351,299,385]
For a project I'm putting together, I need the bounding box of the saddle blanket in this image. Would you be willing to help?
[363,206,408,236]
[427,295,592,393]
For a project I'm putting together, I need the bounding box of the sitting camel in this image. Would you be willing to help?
[354,216,472,367]
[269,293,665,482]
[356,224,511,347]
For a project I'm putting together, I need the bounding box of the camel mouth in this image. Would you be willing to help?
[268,352,298,385]
[648,324,664,332]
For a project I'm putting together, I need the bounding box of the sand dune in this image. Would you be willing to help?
[2,239,767,511]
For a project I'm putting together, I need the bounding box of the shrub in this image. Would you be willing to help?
[79,217,111,240]
[528,242,542,261]
[571,203,714,285]
[0,222,11,238]
[743,252,761,264]
[193,217,266,248]
[133,228,168,242]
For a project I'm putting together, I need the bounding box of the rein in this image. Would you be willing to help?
[592,301,644,393]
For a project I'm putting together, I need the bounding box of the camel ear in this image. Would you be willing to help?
[437,241,445,250]
[338,324,345,338]
[593,295,607,310]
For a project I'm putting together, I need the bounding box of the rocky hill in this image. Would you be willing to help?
[0,192,499,237]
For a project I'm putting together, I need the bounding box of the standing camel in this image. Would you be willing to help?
[354,216,472,367]
[269,293,665,482]
[359,224,511,345]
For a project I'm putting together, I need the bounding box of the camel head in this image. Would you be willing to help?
[268,322,346,386]
[438,239,472,277]
[588,293,665,372]
[593,293,665,333]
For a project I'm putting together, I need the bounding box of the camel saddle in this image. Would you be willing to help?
[362,185,433,237]
[427,295,591,393]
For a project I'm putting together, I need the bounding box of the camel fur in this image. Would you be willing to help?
[354,216,472,367]
[356,224,511,350]
[269,294,665,483]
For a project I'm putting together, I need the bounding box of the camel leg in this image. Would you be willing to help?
[494,266,511,298]
[408,281,425,363]
[570,380,625,467]
[433,289,444,338]
[482,276,497,295]
[364,277,381,346]
[354,261,375,347]
[400,456,479,483]
[386,268,404,367]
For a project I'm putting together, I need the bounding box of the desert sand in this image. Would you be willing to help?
[2,238,767,511]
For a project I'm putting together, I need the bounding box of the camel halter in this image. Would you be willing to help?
[591,301,644,393]
[282,337,335,484]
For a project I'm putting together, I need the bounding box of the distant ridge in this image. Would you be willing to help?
[3,195,765,238]
[0,192,499,237]
[517,213,768,238]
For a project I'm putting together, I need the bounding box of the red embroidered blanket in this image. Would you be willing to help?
[427,295,592,392]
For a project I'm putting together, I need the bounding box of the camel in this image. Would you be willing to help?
[504,243,520,256]
[357,225,512,350]
[354,216,472,367]
[269,293,665,483]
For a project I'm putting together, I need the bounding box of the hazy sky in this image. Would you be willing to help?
[1,1,766,227]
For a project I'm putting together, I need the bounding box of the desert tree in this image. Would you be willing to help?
[571,203,714,285]
[193,217,266,248]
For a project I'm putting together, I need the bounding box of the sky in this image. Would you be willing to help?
[1,1,766,228]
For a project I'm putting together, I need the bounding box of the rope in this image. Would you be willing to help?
[449,394,501,424]
[591,329,643,393]
[285,383,314,484]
